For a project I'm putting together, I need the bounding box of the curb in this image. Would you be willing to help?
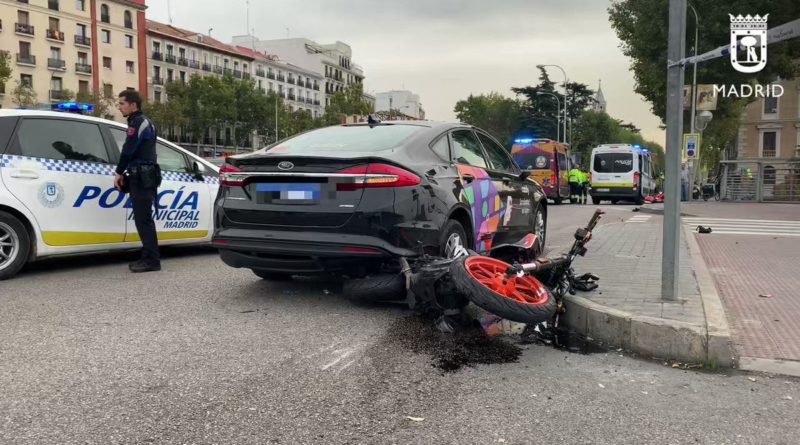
[560,225,736,367]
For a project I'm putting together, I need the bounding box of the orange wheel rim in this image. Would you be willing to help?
[464,257,549,305]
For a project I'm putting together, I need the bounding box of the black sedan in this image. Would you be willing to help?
[212,121,547,281]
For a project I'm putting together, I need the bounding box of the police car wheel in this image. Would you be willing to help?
[0,211,30,281]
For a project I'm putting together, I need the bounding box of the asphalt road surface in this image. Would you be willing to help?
[2,203,798,444]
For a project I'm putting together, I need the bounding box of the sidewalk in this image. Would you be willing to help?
[561,210,736,367]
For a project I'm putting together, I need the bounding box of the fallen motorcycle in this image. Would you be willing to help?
[388,209,604,329]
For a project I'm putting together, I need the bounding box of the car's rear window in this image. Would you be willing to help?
[264,125,426,154]
[594,152,633,173]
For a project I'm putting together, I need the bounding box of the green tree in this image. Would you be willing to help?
[454,92,524,148]
[0,51,12,95]
[609,0,800,168]
[11,81,37,108]
[511,67,597,142]
[321,82,373,126]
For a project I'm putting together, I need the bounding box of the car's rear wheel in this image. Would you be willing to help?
[440,219,468,258]
[252,269,293,281]
[0,211,30,281]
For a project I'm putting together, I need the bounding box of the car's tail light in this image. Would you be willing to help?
[633,172,640,189]
[341,247,382,254]
[212,239,230,246]
[337,163,420,191]
[550,174,557,185]
[220,163,244,186]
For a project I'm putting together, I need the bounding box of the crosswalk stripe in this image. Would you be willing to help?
[684,217,800,237]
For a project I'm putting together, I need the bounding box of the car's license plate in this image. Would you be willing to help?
[596,188,610,192]
[256,183,321,203]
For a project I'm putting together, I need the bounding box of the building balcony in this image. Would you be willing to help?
[74,35,91,46]
[287,94,296,101]
[46,29,65,42]
[152,77,164,85]
[165,54,176,64]
[213,65,223,74]
[256,69,265,77]
[16,53,36,66]
[48,58,66,70]
[50,90,70,101]
[277,75,285,82]
[223,68,232,76]
[100,14,110,24]
[266,72,275,80]
[15,23,35,36]
[152,51,163,61]
[202,63,211,72]
[305,81,313,89]
[189,60,200,69]
[124,20,133,29]
[177,57,188,66]
[314,99,320,106]
[287,77,296,85]
[233,70,242,78]
[75,63,92,74]
[243,72,251,80]
[313,84,320,91]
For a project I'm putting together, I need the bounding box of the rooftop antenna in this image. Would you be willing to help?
[167,0,173,24]
[246,0,250,39]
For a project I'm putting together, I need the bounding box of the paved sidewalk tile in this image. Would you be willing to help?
[574,217,703,325]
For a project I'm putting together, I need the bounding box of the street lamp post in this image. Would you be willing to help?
[687,3,700,200]
[536,91,561,142]
[537,64,568,145]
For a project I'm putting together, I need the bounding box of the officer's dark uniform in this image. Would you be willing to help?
[116,110,160,267]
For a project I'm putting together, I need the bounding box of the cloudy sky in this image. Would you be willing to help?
[148,0,665,145]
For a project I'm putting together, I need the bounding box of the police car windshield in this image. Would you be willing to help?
[264,125,425,153]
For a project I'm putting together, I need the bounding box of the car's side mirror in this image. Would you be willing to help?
[193,161,206,180]
[519,171,531,181]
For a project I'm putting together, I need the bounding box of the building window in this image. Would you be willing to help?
[124,10,132,29]
[126,61,134,73]
[763,165,776,185]
[20,74,33,88]
[75,0,84,11]
[78,80,89,95]
[77,51,88,64]
[103,56,112,69]
[762,131,777,158]
[103,83,113,97]
[154,90,162,102]
[49,0,59,11]
[764,96,778,115]
[100,4,109,23]
[101,29,110,43]
[167,69,174,82]
[50,77,62,94]
[179,71,186,83]
[125,35,133,48]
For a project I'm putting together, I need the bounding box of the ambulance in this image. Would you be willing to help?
[0,110,219,280]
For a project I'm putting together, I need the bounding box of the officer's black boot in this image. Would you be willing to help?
[129,260,161,273]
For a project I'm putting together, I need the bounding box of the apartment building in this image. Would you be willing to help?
[235,45,323,117]
[0,0,147,119]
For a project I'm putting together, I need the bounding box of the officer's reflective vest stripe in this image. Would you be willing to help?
[569,169,581,183]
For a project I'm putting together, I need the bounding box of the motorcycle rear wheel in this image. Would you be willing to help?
[449,256,556,324]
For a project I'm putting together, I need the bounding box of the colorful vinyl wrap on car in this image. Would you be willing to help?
[457,165,506,252]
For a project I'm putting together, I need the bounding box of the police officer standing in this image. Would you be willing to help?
[114,90,161,273]
[580,167,590,204]
[568,165,582,204]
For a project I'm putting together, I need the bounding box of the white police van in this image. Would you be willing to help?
[589,144,655,205]
[0,109,219,280]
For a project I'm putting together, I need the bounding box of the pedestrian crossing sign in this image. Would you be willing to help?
[683,133,700,160]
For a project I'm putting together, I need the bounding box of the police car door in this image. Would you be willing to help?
[0,117,126,247]
[108,127,211,242]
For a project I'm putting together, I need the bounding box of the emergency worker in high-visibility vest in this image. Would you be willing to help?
[568,167,582,204]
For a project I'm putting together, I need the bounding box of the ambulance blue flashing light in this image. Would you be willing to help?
[514,138,535,144]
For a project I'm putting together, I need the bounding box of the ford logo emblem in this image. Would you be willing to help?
[278,161,294,171]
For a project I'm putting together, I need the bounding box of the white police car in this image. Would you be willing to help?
[0,109,219,280]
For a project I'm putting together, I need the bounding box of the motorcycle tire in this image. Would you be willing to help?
[343,273,406,302]
[449,256,556,324]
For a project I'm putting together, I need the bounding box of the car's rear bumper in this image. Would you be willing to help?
[213,227,419,274]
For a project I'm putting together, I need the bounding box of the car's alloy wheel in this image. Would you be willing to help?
[0,221,20,272]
